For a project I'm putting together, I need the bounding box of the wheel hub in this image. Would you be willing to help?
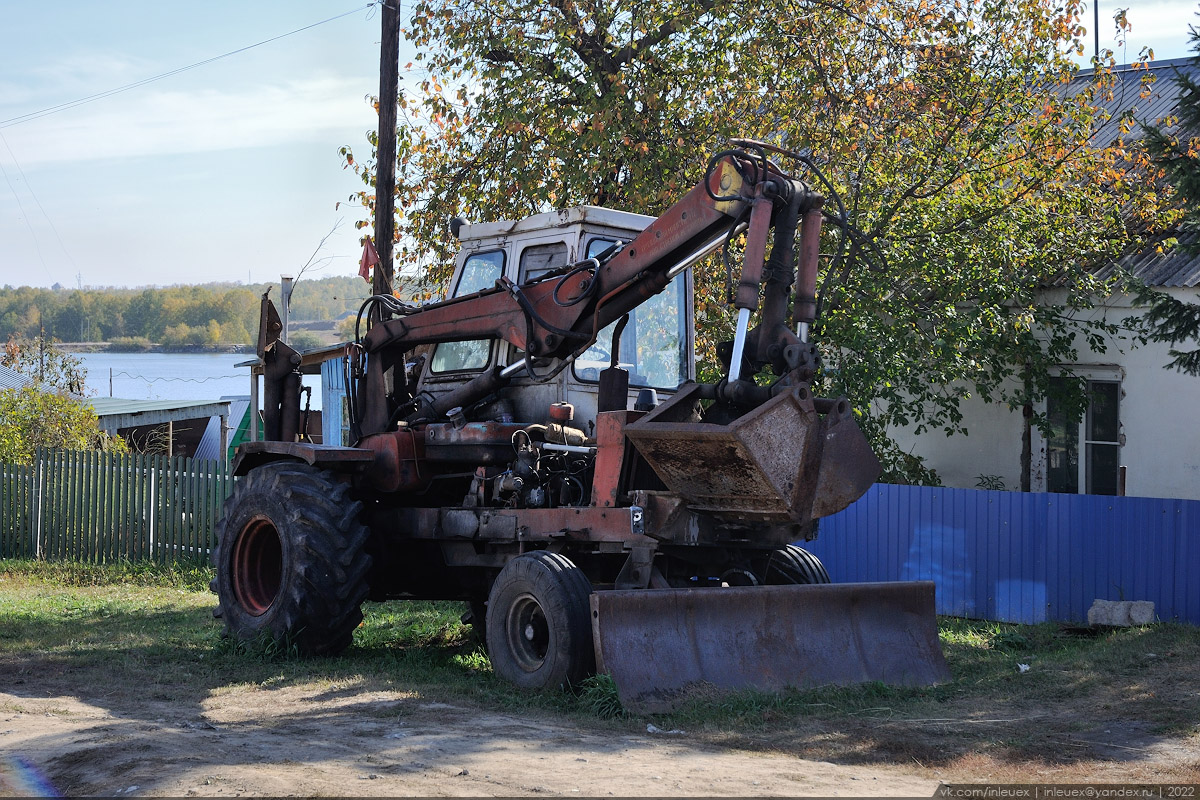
[506,593,550,672]
[231,515,283,616]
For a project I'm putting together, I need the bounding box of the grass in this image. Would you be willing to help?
[0,558,586,718]
[0,557,213,591]
[2,557,1198,777]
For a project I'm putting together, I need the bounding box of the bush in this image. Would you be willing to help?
[108,337,153,352]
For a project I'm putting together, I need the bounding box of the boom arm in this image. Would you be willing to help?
[353,148,826,435]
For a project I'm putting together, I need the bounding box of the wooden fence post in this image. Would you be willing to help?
[33,449,45,559]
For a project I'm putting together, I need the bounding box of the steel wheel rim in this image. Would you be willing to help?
[231,515,283,616]
[506,593,550,672]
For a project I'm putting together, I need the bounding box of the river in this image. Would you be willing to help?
[74,352,324,409]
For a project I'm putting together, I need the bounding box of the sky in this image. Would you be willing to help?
[0,0,1198,291]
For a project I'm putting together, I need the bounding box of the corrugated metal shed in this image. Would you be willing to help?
[195,397,250,462]
[1072,57,1200,288]
[86,397,232,434]
[0,364,31,390]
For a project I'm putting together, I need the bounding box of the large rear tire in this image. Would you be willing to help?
[759,545,830,585]
[211,462,371,656]
[485,551,594,691]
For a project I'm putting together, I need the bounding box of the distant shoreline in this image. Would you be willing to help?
[56,342,255,355]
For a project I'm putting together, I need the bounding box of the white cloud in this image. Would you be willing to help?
[1113,1,1198,59]
[2,73,376,168]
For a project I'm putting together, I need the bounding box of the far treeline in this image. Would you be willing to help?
[0,276,372,347]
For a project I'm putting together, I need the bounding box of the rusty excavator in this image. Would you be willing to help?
[212,143,949,712]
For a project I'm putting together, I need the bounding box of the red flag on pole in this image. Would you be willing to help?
[359,238,380,283]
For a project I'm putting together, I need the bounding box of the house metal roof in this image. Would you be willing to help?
[1073,57,1200,288]
[0,364,31,390]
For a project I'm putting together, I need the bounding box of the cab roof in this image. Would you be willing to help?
[456,206,655,242]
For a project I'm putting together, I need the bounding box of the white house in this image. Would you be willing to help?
[890,59,1200,501]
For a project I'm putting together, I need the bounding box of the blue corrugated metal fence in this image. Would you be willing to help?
[806,484,1200,625]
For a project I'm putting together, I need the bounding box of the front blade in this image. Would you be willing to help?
[590,582,950,714]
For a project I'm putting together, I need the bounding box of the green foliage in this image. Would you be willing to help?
[287,330,326,351]
[0,276,371,346]
[0,386,126,465]
[213,629,302,662]
[0,558,214,592]
[0,335,126,464]
[107,336,154,352]
[343,0,1171,481]
[1133,285,1200,375]
[3,333,86,392]
[579,673,625,719]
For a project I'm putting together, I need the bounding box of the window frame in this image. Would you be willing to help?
[570,236,689,391]
[428,248,507,375]
[1044,374,1122,496]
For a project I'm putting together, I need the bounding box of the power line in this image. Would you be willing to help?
[0,4,376,130]
[0,140,54,283]
[0,130,78,278]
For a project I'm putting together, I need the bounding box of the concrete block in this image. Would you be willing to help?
[1087,599,1156,627]
[1128,601,1155,625]
[1088,599,1121,626]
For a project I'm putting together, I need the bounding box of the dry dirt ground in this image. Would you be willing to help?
[1,684,937,797]
[2,578,1196,797]
[3,677,1198,797]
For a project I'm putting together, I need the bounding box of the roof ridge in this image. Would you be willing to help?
[1075,56,1198,78]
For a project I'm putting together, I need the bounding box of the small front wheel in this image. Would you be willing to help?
[758,544,831,585]
[485,551,594,691]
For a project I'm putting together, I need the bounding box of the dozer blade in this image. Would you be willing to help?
[590,582,950,714]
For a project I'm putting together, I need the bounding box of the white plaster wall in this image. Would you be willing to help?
[886,288,1200,500]
[887,392,1025,491]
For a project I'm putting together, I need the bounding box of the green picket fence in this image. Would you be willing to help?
[0,448,234,564]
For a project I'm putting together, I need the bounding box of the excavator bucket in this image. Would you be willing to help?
[590,582,950,714]
[624,383,881,526]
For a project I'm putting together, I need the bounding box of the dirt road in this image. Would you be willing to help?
[1,685,936,797]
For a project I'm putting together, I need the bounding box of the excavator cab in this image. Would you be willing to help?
[417,206,692,431]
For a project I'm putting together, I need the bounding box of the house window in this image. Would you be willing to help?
[1046,377,1121,495]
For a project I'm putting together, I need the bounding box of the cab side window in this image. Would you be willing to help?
[452,250,506,297]
[573,237,687,389]
[430,249,506,373]
[520,242,568,282]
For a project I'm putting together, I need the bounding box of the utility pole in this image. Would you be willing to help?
[373,0,400,298]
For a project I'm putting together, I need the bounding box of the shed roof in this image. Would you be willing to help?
[1073,58,1200,288]
[0,364,31,390]
[86,397,232,434]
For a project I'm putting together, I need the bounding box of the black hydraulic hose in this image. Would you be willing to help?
[552,258,602,307]
[506,281,591,343]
